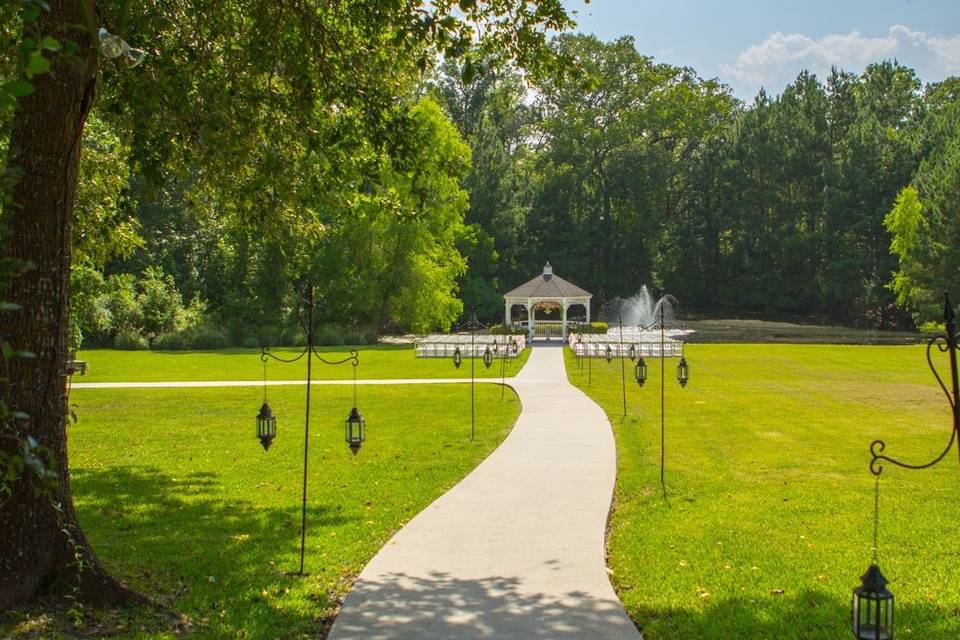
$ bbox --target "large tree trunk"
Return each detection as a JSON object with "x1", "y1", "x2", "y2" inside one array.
[{"x1": 0, "y1": 0, "x2": 140, "y2": 610}]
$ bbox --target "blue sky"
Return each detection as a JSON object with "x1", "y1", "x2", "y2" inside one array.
[{"x1": 561, "y1": 0, "x2": 960, "y2": 99}]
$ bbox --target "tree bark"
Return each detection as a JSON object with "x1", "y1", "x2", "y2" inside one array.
[{"x1": 0, "y1": 0, "x2": 140, "y2": 609}]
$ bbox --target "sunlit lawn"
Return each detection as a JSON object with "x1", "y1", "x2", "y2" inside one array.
[
  {"x1": 9, "y1": 383, "x2": 520, "y2": 639},
  {"x1": 76, "y1": 344, "x2": 530, "y2": 382},
  {"x1": 565, "y1": 344, "x2": 960, "y2": 639}
]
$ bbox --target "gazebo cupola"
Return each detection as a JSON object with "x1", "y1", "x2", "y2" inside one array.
[{"x1": 503, "y1": 262, "x2": 592, "y2": 339}]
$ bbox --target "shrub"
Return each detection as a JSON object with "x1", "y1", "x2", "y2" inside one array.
[
  {"x1": 315, "y1": 326, "x2": 345, "y2": 346},
  {"x1": 138, "y1": 267, "x2": 186, "y2": 338},
  {"x1": 105, "y1": 273, "x2": 143, "y2": 336},
  {"x1": 114, "y1": 331, "x2": 149, "y2": 350},
  {"x1": 152, "y1": 332, "x2": 188, "y2": 350},
  {"x1": 341, "y1": 330, "x2": 368, "y2": 346},
  {"x1": 919, "y1": 321, "x2": 944, "y2": 335},
  {"x1": 240, "y1": 336, "x2": 261, "y2": 349},
  {"x1": 257, "y1": 325, "x2": 282, "y2": 348},
  {"x1": 571, "y1": 321, "x2": 608, "y2": 335},
  {"x1": 191, "y1": 328, "x2": 228, "y2": 350},
  {"x1": 280, "y1": 329, "x2": 306, "y2": 347}
]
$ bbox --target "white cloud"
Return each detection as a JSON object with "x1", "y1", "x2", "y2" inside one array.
[{"x1": 723, "y1": 25, "x2": 960, "y2": 99}]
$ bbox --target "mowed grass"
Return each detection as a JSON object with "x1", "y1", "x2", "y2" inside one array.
[
  {"x1": 565, "y1": 344, "x2": 960, "y2": 639},
  {"x1": 76, "y1": 344, "x2": 530, "y2": 382},
  {"x1": 38, "y1": 383, "x2": 519, "y2": 639}
]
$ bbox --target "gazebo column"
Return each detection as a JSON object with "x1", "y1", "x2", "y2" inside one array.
[
  {"x1": 505, "y1": 299, "x2": 511, "y2": 328},
  {"x1": 528, "y1": 303, "x2": 535, "y2": 340},
  {"x1": 561, "y1": 299, "x2": 568, "y2": 338},
  {"x1": 586, "y1": 300, "x2": 591, "y2": 324}
]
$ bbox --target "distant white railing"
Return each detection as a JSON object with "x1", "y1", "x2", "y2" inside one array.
[
  {"x1": 568, "y1": 333, "x2": 684, "y2": 358},
  {"x1": 415, "y1": 334, "x2": 526, "y2": 358}
]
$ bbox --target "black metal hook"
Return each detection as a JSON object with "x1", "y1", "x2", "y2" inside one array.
[{"x1": 868, "y1": 292, "x2": 960, "y2": 475}]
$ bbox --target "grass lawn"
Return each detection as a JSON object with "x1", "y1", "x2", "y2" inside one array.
[
  {"x1": 565, "y1": 344, "x2": 960, "y2": 639},
  {"x1": 76, "y1": 344, "x2": 530, "y2": 383},
  {"x1": 3, "y1": 383, "x2": 520, "y2": 639}
]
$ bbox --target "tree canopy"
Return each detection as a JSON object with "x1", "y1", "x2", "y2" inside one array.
[{"x1": 0, "y1": 0, "x2": 573, "y2": 610}]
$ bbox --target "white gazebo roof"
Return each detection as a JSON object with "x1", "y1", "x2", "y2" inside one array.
[{"x1": 504, "y1": 263, "x2": 592, "y2": 301}]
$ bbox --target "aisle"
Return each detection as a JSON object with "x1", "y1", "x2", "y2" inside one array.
[{"x1": 328, "y1": 344, "x2": 640, "y2": 639}]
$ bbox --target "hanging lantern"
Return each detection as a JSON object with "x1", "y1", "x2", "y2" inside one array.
[
  {"x1": 483, "y1": 346, "x2": 494, "y2": 369},
  {"x1": 345, "y1": 406, "x2": 366, "y2": 455},
  {"x1": 493, "y1": 339, "x2": 499, "y2": 354},
  {"x1": 605, "y1": 345, "x2": 613, "y2": 363},
  {"x1": 453, "y1": 346, "x2": 462, "y2": 369},
  {"x1": 635, "y1": 357, "x2": 647, "y2": 387},
  {"x1": 510, "y1": 340, "x2": 518, "y2": 355},
  {"x1": 852, "y1": 564, "x2": 894, "y2": 640},
  {"x1": 676, "y1": 356, "x2": 689, "y2": 387},
  {"x1": 628, "y1": 344, "x2": 637, "y2": 361},
  {"x1": 256, "y1": 402, "x2": 277, "y2": 452}
]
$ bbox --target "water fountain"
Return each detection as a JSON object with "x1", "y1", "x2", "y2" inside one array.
[
  {"x1": 606, "y1": 285, "x2": 678, "y2": 329},
  {"x1": 568, "y1": 286, "x2": 694, "y2": 357}
]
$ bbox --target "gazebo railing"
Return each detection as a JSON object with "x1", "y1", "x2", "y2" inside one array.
[{"x1": 531, "y1": 321, "x2": 564, "y2": 339}]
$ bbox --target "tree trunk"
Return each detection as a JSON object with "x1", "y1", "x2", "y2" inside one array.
[{"x1": 0, "y1": 0, "x2": 140, "y2": 609}]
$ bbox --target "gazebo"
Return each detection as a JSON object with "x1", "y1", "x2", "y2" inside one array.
[{"x1": 504, "y1": 263, "x2": 592, "y2": 340}]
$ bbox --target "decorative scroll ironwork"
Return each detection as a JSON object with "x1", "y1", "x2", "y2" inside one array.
[{"x1": 869, "y1": 292, "x2": 960, "y2": 477}]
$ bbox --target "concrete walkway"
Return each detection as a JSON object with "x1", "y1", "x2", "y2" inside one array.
[{"x1": 328, "y1": 344, "x2": 640, "y2": 639}]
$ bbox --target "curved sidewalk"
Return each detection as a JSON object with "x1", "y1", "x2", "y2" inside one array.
[{"x1": 328, "y1": 344, "x2": 640, "y2": 639}]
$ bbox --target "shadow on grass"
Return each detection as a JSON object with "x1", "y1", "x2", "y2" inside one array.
[
  {"x1": 331, "y1": 571, "x2": 640, "y2": 639},
  {"x1": 69, "y1": 465, "x2": 360, "y2": 638},
  {"x1": 629, "y1": 588, "x2": 958, "y2": 639}
]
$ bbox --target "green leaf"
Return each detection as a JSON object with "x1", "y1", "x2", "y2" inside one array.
[
  {"x1": 25, "y1": 53, "x2": 51, "y2": 78},
  {"x1": 41, "y1": 36, "x2": 61, "y2": 52},
  {"x1": 3, "y1": 79, "x2": 34, "y2": 98},
  {"x1": 22, "y1": 6, "x2": 41, "y2": 22}
]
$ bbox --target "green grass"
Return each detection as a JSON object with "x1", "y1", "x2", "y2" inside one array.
[
  {"x1": 7, "y1": 383, "x2": 520, "y2": 639},
  {"x1": 76, "y1": 345, "x2": 530, "y2": 383},
  {"x1": 565, "y1": 344, "x2": 960, "y2": 639}
]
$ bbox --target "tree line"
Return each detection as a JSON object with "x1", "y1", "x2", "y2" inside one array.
[
  {"x1": 59, "y1": 33, "x2": 959, "y2": 353},
  {"x1": 446, "y1": 35, "x2": 959, "y2": 331}
]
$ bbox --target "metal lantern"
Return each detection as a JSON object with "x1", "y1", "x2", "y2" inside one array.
[
  {"x1": 852, "y1": 564, "x2": 894, "y2": 640},
  {"x1": 345, "y1": 406, "x2": 366, "y2": 455},
  {"x1": 256, "y1": 402, "x2": 277, "y2": 452},
  {"x1": 453, "y1": 346, "x2": 462, "y2": 369},
  {"x1": 634, "y1": 357, "x2": 647, "y2": 387},
  {"x1": 605, "y1": 345, "x2": 613, "y2": 363},
  {"x1": 676, "y1": 356, "x2": 689, "y2": 387},
  {"x1": 510, "y1": 340, "x2": 518, "y2": 355},
  {"x1": 628, "y1": 344, "x2": 637, "y2": 361},
  {"x1": 493, "y1": 339, "x2": 499, "y2": 354},
  {"x1": 483, "y1": 346, "x2": 493, "y2": 369}
]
